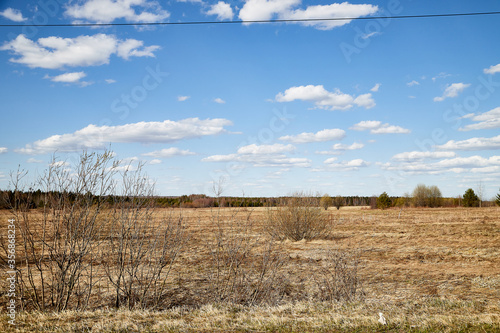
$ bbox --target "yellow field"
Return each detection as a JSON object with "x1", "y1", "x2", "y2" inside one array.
[{"x1": 1, "y1": 206, "x2": 499, "y2": 332}]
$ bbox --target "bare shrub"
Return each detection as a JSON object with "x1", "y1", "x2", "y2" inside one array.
[
  {"x1": 313, "y1": 249, "x2": 363, "y2": 302},
  {"x1": 102, "y1": 164, "x2": 184, "y2": 310},
  {"x1": 267, "y1": 193, "x2": 332, "y2": 241},
  {"x1": 204, "y1": 209, "x2": 289, "y2": 306},
  {"x1": 1, "y1": 151, "x2": 185, "y2": 311},
  {"x1": 2, "y1": 151, "x2": 118, "y2": 311}
]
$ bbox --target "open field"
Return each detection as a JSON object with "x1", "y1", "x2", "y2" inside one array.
[{"x1": 1, "y1": 206, "x2": 499, "y2": 332}]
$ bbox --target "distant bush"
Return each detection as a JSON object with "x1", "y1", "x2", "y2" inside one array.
[
  {"x1": 267, "y1": 193, "x2": 332, "y2": 241},
  {"x1": 333, "y1": 195, "x2": 344, "y2": 210},
  {"x1": 320, "y1": 194, "x2": 332, "y2": 210},
  {"x1": 463, "y1": 188, "x2": 480, "y2": 207},
  {"x1": 412, "y1": 184, "x2": 443, "y2": 207}
]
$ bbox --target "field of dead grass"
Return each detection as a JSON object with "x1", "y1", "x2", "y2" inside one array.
[{"x1": 1, "y1": 206, "x2": 499, "y2": 332}]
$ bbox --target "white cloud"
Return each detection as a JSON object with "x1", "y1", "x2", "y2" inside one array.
[
  {"x1": 432, "y1": 72, "x2": 451, "y2": 82},
  {"x1": 316, "y1": 142, "x2": 364, "y2": 155},
  {"x1": 459, "y1": 107, "x2": 500, "y2": 131},
  {"x1": 214, "y1": 97, "x2": 226, "y2": 104},
  {"x1": 0, "y1": 34, "x2": 160, "y2": 69},
  {"x1": 407, "y1": 80, "x2": 419, "y2": 87},
  {"x1": 149, "y1": 159, "x2": 162, "y2": 165},
  {"x1": 350, "y1": 120, "x2": 410, "y2": 134},
  {"x1": 48, "y1": 71, "x2": 87, "y2": 83},
  {"x1": 178, "y1": 95, "x2": 190, "y2": 102},
  {"x1": 322, "y1": 158, "x2": 370, "y2": 171},
  {"x1": 203, "y1": 143, "x2": 310, "y2": 167},
  {"x1": 65, "y1": 0, "x2": 170, "y2": 23},
  {"x1": 484, "y1": 63, "x2": 500, "y2": 75},
  {"x1": 380, "y1": 155, "x2": 500, "y2": 175},
  {"x1": 239, "y1": 0, "x2": 300, "y2": 22},
  {"x1": 238, "y1": 1, "x2": 377, "y2": 30},
  {"x1": 392, "y1": 151, "x2": 456, "y2": 161},
  {"x1": 206, "y1": 1, "x2": 234, "y2": 20},
  {"x1": 17, "y1": 118, "x2": 233, "y2": 154},
  {"x1": 433, "y1": 82, "x2": 470, "y2": 102},
  {"x1": 279, "y1": 3, "x2": 378, "y2": 30},
  {"x1": 0, "y1": 147, "x2": 7, "y2": 154},
  {"x1": 143, "y1": 147, "x2": 196, "y2": 158},
  {"x1": 105, "y1": 79, "x2": 116, "y2": 84},
  {"x1": 27, "y1": 158, "x2": 43, "y2": 163},
  {"x1": 362, "y1": 31, "x2": 379, "y2": 39},
  {"x1": 435, "y1": 135, "x2": 500, "y2": 151},
  {"x1": 0, "y1": 8, "x2": 26, "y2": 22},
  {"x1": 370, "y1": 83, "x2": 381, "y2": 92},
  {"x1": 275, "y1": 85, "x2": 375, "y2": 110},
  {"x1": 237, "y1": 143, "x2": 295, "y2": 154},
  {"x1": 279, "y1": 129, "x2": 345, "y2": 143}
]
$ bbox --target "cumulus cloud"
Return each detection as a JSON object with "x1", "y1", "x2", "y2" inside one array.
[
  {"x1": 0, "y1": 147, "x2": 7, "y2": 154},
  {"x1": 275, "y1": 85, "x2": 375, "y2": 110},
  {"x1": 381, "y1": 155, "x2": 500, "y2": 175},
  {"x1": 202, "y1": 143, "x2": 310, "y2": 167},
  {"x1": 407, "y1": 80, "x2": 419, "y2": 87},
  {"x1": 350, "y1": 120, "x2": 410, "y2": 134},
  {"x1": 214, "y1": 97, "x2": 226, "y2": 104},
  {"x1": 435, "y1": 135, "x2": 500, "y2": 151},
  {"x1": 65, "y1": 0, "x2": 170, "y2": 23},
  {"x1": 143, "y1": 147, "x2": 196, "y2": 158},
  {"x1": 484, "y1": 63, "x2": 500, "y2": 75},
  {"x1": 105, "y1": 79, "x2": 116, "y2": 84},
  {"x1": 433, "y1": 82, "x2": 470, "y2": 102},
  {"x1": 321, "y1": 158, "x2": 370, "y2": 171},
  {"x1": 0, "y1": 34, "x2": 160, "y2": 69},
  {"x1": 459, "y1": 107, "x2": 500, "y2": 131},
  {"x1": 178, "y1": 95, "x2": 190, "y2": 101},
  {"x1": 17, "y1": 118, "x2": 233, "y2": 154},
  {"x1": 239, "y1": 0, "x2": 378, "y2": 30},
  {"x1": 316, "y1": 142, "x2": 364, "y2": 155},
  {"x1": 392, "y1": 151, "x2": 456, "y2": 161},
  {"x1": 206, "y1": 1, "x2": 234, "y2": 20},
  {"x1": 0, "y1": 8, "x2": 26, "y2": 22},
  {"x1": 279, "y1": 129, "x2": 345, "y2": 143},
  {"x1": 149, "y1": 159, "x2": 162, "y2": 165}
]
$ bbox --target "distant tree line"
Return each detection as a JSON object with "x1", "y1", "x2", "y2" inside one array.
[{"x1": 2, "y1": 186, "x2": 498, "y2": 211}]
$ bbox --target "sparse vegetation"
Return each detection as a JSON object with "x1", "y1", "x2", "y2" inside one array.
[
  {"x1": 463, "y1": 188, "x2": 480, "y2": 207},
  {"x1": 495, "y1": 189, "x2": 500, "y2": 206},
  {"x1": 1, "y1": 153, "x2": 499, "y2": 331}
]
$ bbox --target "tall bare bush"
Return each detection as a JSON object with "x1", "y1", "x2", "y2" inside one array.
[
  {"x1": 102, "y1": 164, "x2": 184, "y2": 309},
  {"x1": 2, "y1": 151, "x2": 117, "y2": 311}
]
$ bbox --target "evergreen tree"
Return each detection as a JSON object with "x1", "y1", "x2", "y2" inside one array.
[
  {"x1": 463, "y1": 188, "x2": 479, "y2": 207},
  {"x1": 376, "y1": 192, "x2": 392, "y2": 210}
]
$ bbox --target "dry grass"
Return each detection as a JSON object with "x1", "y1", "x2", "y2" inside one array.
[{"x1": 1, "y1": 206, "x2": 499, "y2": 332}]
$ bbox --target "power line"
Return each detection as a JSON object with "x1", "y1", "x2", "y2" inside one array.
[{"x1": 1, "y1": 11, "x2": 500, "y2": 28}]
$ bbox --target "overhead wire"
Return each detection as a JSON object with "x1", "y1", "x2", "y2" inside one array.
[{"x1": 0, "y1": 11, "x2": 499, "y2": 28}]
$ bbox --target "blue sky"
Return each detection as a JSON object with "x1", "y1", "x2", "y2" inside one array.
[{"x1": 1, "y1": 0, "x2": 500, "y2": 198}]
